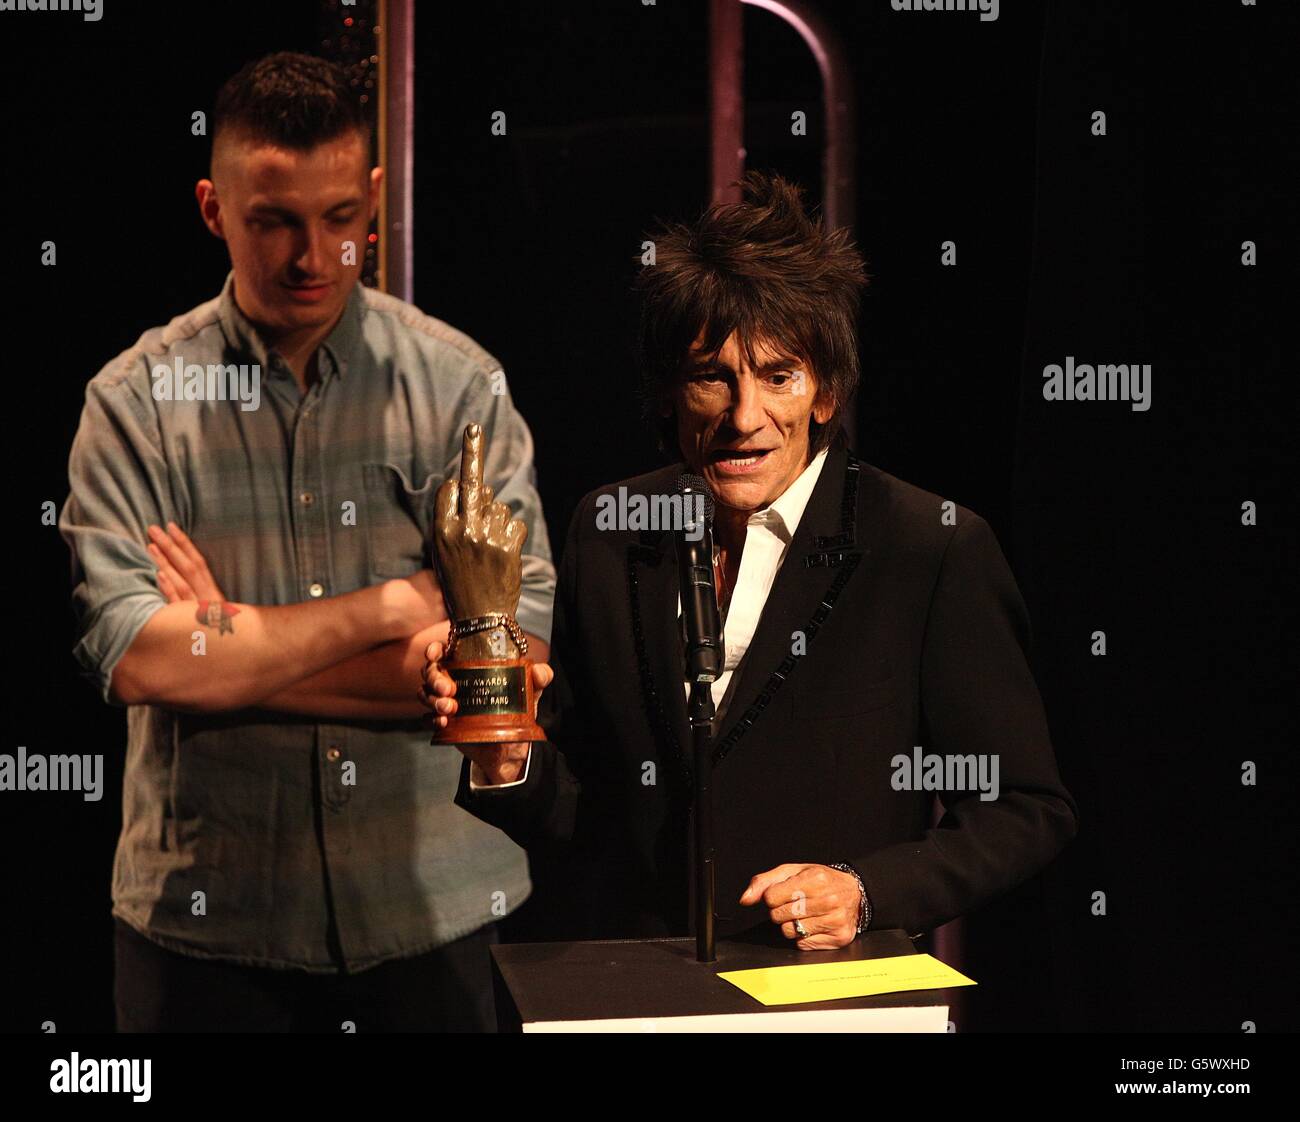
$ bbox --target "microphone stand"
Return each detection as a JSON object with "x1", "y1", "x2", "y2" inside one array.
[
  {"x1": 689, "y1": 680, "x2": 717, "y2": 963},
  {"x1": 677, "y1": 473, "x2": 721, "y2": 965}
]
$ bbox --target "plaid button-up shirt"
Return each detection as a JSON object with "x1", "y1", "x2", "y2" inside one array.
[{"x1": 58, "y1": 273, "x2": 555, "y2": 972}]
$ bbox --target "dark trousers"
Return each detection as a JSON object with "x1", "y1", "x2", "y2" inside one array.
[{"x1": 114, "y1": 918, "x2": 499, "y2": 1032}]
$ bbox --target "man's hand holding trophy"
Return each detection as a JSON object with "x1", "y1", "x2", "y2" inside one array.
[{"x1": 420, "y1": 423, "x2": 553, "y2": 784}]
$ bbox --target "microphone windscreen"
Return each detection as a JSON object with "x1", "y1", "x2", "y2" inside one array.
[{"x1": 675, "y1": 473, "x2": 716, "y2": 526}]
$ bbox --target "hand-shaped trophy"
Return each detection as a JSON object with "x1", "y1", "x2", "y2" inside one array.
[{"x1": 429, "y1": 423, "x2": 546, "y2": 744}]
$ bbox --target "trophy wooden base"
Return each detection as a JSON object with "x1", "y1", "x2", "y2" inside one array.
[{"x1": 429, "y1": 657, "x2": 546, "y2": 745}]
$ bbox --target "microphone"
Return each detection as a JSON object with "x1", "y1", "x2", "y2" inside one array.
[
  {"x1": 675, "y1": 473, "x2": 724, "y2": 687},
  {"x1": 676, "y1": 473, "x2": 721, "y2": 963}
]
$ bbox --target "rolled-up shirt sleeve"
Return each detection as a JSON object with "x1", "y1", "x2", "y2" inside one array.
[
  {"x1": 442, "y1": 372, "x2": 556, "y2": 644},
  {"x1": 58, "y1": 368, "x2": 176, "y2": 706}
]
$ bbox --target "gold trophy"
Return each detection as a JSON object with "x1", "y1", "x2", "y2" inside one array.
[{"x1": 428, "y1": 423, "x2": 545, "y2": 744}]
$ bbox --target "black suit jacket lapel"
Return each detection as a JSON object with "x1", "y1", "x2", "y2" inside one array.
[
  {"x1": 627, "y1": 524, "x2": 691, "y2": 788},
  {"x1": 713, "y1": 435, "x2": 864, "y2": 763}
]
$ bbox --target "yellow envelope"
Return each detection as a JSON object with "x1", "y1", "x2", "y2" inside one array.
[{"x1": 717, "y1": 952, "x2": 976, "y2": 1007}]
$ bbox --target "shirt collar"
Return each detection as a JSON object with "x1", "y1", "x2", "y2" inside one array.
[
  {"x1": 747, "y1": 446, "x2": 830, "y2": 543},
  {"x1": 216, "y1": 271, "x2": 364, "y2": 381}
]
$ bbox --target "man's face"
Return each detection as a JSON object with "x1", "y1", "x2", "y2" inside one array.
[
  {"x1": 198, "y1": 130, "x2": 380, "y2": 337},
  {"x1": 672, "y1": 331, "x2": 834, "y2": 514}
]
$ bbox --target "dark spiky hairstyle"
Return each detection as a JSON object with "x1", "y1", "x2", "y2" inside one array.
[
  {"x1": 635, "y1": 171, "x2": 868, "y2": 459},
  {"x1": 212, "y1": 51, "x2": 369, "y2": 157}
]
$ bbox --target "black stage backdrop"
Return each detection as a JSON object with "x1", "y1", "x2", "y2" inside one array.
[{"x1": 4, "y1": 0, "x2": 1294, "y2": 1034}]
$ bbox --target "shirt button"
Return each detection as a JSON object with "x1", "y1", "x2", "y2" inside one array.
[
  {"x1": 326, "y1": 746, "x2": 341, "y2": 762},
  {"x1": 308, "y1": 582, "x2": 324, "y2": 598},
  {"x1": 300, "y1": 491, "x2": 315, "y2": 505}
]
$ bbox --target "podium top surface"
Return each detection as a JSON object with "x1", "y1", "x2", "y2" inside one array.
[{"x1": 491, "y1": 929, "x2": 953, "y2": 1023}]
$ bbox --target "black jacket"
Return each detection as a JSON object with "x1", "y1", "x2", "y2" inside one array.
[{"x1": 457, "y1": 432, "x2": 1078, "y2": 941}]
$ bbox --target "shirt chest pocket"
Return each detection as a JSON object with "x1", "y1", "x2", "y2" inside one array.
[{"x1": 360, "y1": 462, "x2": 441, "y2": 578}]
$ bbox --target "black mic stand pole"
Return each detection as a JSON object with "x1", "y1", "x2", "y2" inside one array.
[{"x1": 689, "y1": 681, "x2": 717, "y2": 963}]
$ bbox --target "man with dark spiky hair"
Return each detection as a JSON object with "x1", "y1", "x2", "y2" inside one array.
[
  {"x1": 59, "y1": 52, "x2": 555, "y2": 1031},
  {"x1": 423, "y1": 172, "x2": 1078, "y2": 951}
]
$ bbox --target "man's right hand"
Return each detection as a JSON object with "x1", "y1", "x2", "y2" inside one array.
[
  {"x1": 381, "y1": 568, "x2": 449, "y2": 638},
  {"x1": 418, "y1": 638, "x2": 553, "y2": 785}
]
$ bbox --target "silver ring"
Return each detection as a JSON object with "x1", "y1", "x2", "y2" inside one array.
[{"x1": 793, "y1": 919, "x2": 808, "y2": 938}]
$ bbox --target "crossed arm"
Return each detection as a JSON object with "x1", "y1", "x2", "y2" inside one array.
[{"x1": 115, "y1": 521, "x2": 547, "y2": 719}]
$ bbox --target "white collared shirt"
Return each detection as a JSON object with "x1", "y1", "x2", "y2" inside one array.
[
  {"x1": 471, "y1": 448, "x2": 830, "y2": 789},
  {"x1": 682, "y1": 447, "x2": 829, "y2": 721}
]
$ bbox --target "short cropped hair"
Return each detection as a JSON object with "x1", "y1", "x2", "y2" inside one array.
[
  {"x1": 212, "y1": 51, "x2": 369, "y2": 156},
  {"x1": 635, "y1": 171, "x2": 868, "y2": 458}
]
